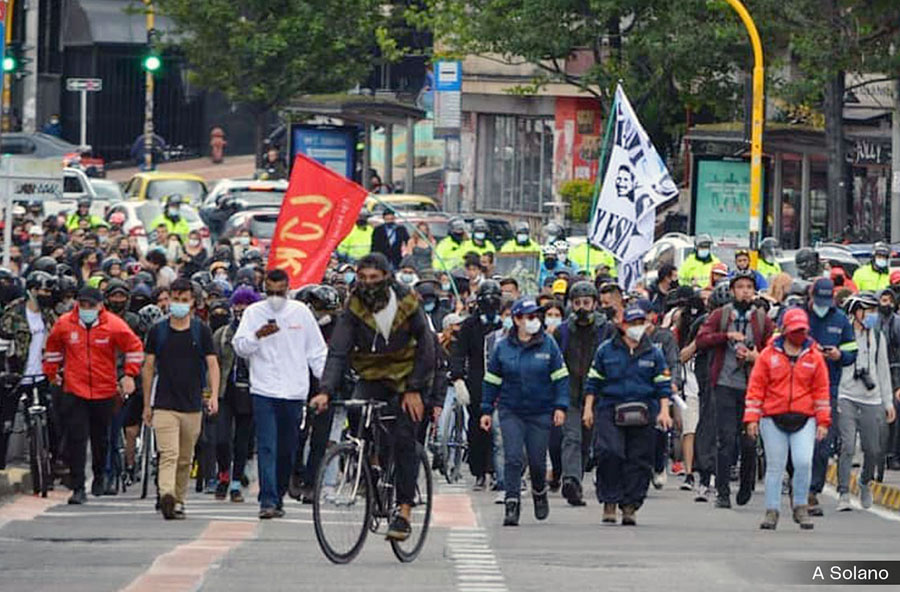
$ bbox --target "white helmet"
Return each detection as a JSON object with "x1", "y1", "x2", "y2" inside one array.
[
  {"x1": 542, "y1": 244, "x2": 558, "y2": 258},
  {"x1": 553, "y1": 239, "x2": 569, "y2": 254}
]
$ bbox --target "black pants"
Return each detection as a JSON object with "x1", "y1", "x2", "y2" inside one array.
[
  {"x1": 593, "y1": 405, "x2": 655, "y2": 508},
  {"x1": 0, "y1": 381, "x2": 60, "y2": 469},
  {"x1": 358, "y1": 381, "x2": 420, "y2": 505},
  {"x1": 293, "y1": 405, "x2": 334, "y2": 486},
  {"x1": 216, "y1": 396, "x2": 253, "y2": 483},
  {"x1": 467, "y1": 393, "x2": 492, "y2": 479},
  {"x1": 713, "y1": 385, "x2": 756, "y2": 497},
  {"x1": 549, "y1": 424, "x2": 563, "y2": 481},
  {"x1": 61, "y1": 393, "x2": 115, "y2": 492},
  {"x1": 694, "y1": 379, "x2": 717, "y2": 484}
]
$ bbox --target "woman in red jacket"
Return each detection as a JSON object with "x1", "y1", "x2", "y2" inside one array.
[{"x1": 744, "y1": 308, "x2": 831, "y2": 531}]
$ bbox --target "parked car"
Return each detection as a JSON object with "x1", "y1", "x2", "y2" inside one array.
[
  {"x1": 123, "y1": 172, "x2": 208, "y2": 204},
  {"x1": 220, "y1": 208, "x2": 281, "y2": 254},
  {"x1": 199, "y1": 179, "x2": 287, "y2": 237},
  {"x1": 89, "y1": 179, "x2": 126, "y2": 203},
  {"x1": 462, "y1": 216, "x2": 513, "y2": 250},
  {"x1": 40, "y1": 168, "x2": 107, "y2": 220},
  {"x1": 364, "y1": 194, "x2": 440, "y2": 213},
  {"x1": 0, "y1": 132, "x2": 105, "y2": 176},
  {"x1": 105, "y1": 200, "x2": 210, "y2": 254}
]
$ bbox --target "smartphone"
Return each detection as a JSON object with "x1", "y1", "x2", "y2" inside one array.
[{"x1": 268, "y1": 318, "x2": 277, "y2": 325}]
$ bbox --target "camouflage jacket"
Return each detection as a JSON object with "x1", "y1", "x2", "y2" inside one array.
[{"x1": 0, "y1": 297, "x2": 58, "y2": 374}]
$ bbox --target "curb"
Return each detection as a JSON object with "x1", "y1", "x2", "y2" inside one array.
[
  {"x1": 0, "y1": 467, "x2": 32, "y2": 499},
  {"x1": 826, "y1": 463, "x2": 900, "y2": 511}
]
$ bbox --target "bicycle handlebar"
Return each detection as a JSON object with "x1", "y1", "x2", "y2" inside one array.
[{"x1": 330, "y1": 399, "x2": 389, "y2": 409}]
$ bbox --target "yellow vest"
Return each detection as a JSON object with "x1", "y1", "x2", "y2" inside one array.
[
  {"x1": 852, "y1": 264, "x2": 890, "y2": 292},
  {"x1": 755, "y1": 258, "x2": 782, "y2": 280},
  {"x1": 569, "y1": 243, "x2": 618, "y2": 277},
  {"x1": 679, "y1": 254, "x2": 720, "y2": 287},
  {"x1": 337, "y1": 224, "x2": 374, "y2": 261},
  {"x1": 499, "y1": 239, "x2": 541, "y2": 255},
  {"x1": 149, "y1": 215, "x2": 191, "y2": 240},
  {"x1": 433, "y1": 236, "x2": 470, "y2": 271}
]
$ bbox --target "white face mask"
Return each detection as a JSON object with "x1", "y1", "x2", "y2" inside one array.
[
  {"x1": 188, "y1": 239, "x2": 200, "y2": 248},
  {"x1": 545, "y1": 316, "x2": 562, "y2": 329},
  {"x1": 697, "y1": 248, "x2": 710, "y2": 260},
  {"x1": 626, "y1": 325, "x2": 647, "y2": 342},
  {"x1": 267, "y1": 295, "x2": 286, "y2": 312},
  {"x1": 516, "y1": 232, "x2": 529, "y2": 244},
  {"x1": 237, "y1": 236, "x2": 250, "y2": 246},
  {"x1": 524, "y1": 318, "x2": 542, "y2": 335},
  {"x1": 474, "y1": 232, "x2": 486, "y2": 241}
]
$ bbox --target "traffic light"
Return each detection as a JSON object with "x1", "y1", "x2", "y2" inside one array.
[
  {"x1": 2, "y1": 55, "x2": 15, "y2": 73},
  {"x1": 142, "y1": 53, "x2": 161, "y2": 73},
  {"x1": 2, "y1": 44, "x2": 31, "y2": 78}
]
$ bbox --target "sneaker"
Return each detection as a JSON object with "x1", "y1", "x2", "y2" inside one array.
[
  {"x1": 680, "y1": 474, "x2": 695, "y2": 492},
  {"x1": 386, "y1": 515, "x2": 412, "y2": 541},
  {"x1": 472, "y1": 476, "x2": 486, "y2": 492},
  {"x1": 160, "y1": 494, "x2": 176, "y2": 520},
  {"x1": 759, "y1": 509, "x2": 779, "y2": 530},
  {"x1": 715, "y1": 495, "x2": 731, "y2": 509},
  {"x1": 205, "y1": 478, "x2": 218, "y2": 494},
  {"x1": 215, "y1": 481, "x2": 229, "y2": 500},
  {"x1": 652, "y1": 471, "x2": 666, "y2": 490},
  {"x1": 67, "y1": 489, "x2": 87, "y2": 505},
  {"x1": 562, "y1": 478, "x2": 586, "y2": 506},
  {"x1": 259, "y1": 507, "x2": 277, "y2": 519},
  {"x1": 173, "y1": 503, "x2": 186, "y2": 520},
  {"x1": 807, "y1": 493, "x2": 823, "y2": 517},
  {"x1": 103, "y1": 475, "x2": 119, "y2": 496},
  {"x1": 836, "y1": 493, "x2": 852, "y2": 512},
  {"x1": 620, "y1": 504, "x2": 637, "y2": 526},
  {"x1": 273, "y1": 506, "x2": 285, "y2": 519},
  {"x1": 694, "y1": 486, "x2": 712, "y2": 503},
  {"x1": 671, "y1": 461, "x2": 685, "y2": 476},
  {"x1": 602, "y1": 503, "x2": 617, "y2": 524},
  {"x1": 860, "y1": 482, "x2": 873, "y2": 509},
  {"x1": 533, "y1": 487, "x2": 549, "y2": 521},
  {"x1": 90, "y1": 478, "x2": 104, "y2": 497},
  {"x1": 230, "y1": 488, "x2": 245, "y2": 503},
  {"x1": 793, "y1": 505, "x2": 814, "y2": 530},
  {"x1": 736, "y1": 485, "x2": 752, "y2": 506},
  {"x1": 503, "y1": 498, "x2": 520, "y2": 526},
  {"x1": 494, "y1": 492, "x2": 506, "y2": 505},
  {"x1": 288, "y1": 472, "x2": 304, "y2": 500}
]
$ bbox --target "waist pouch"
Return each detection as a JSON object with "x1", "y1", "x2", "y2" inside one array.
[
  {"x1": 614, "y1": 401, "x2": 650, "y2": 427},
  {"x1": 771, "y1": 412, "x2": 809, "y2": 433}
]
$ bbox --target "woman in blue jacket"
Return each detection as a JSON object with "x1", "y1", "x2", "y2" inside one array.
[{"x1": 480, "y1": 298, "x2": 569, "y2": 526}]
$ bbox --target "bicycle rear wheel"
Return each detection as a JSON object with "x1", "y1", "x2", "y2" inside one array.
[
  {"x1": 446, "y1": 406, "x2": 466, "y2": 484},
  {"x1": 390, "y1": 444, "x2": 433, "y2": 563},
  {"x1": 140, "y1": 424, "x2": 154, "y2": 500},
  {"x1": 29, "y1": 418, "x2": 50, "y2": 498},
  {"x1": 313, "y1": 442, "x2": 372, "y2": 564}
]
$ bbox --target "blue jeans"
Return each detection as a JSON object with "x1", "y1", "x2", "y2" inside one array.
[
  {"x1": 498, "y1": 408, "x2": 551, "y2": 501},
  {"x1": 491, "y1": 408, "x2": 504, "y2": 489},
  {"x1": 760, "y1": 416, "x2": 816, "y2": 510},
  {"x1": 252, "y1": 394, "x2": 302, "y2": 509}
]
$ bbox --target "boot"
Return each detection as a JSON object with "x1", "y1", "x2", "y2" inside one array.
[
  {"x1": 533, "y1": 487, "x2": 549, "y2": 521},
  {"x1": 793, "y1": 505, "x2": 814, "y2": 530},
  {"x1": 620, "y1": 504, "x2": 637, "y2": 526},
  {"x1": 503, "y1": 498, "x2": 520, "y2": 526},
  {"x1": 807, "y1": 493, "x2": 823, "y2": 517},
  {"x1": 561, "y1": 477, "x2": 586, "y2": 506},
  {"x1": 602, "y1": 503, "x2": 617, "y2": 524},
  {"x1": 759, "y1": 509, "x2": 778, "y2": 530}
]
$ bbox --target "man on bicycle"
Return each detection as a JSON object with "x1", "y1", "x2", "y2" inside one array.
[
  {"x1": 311, "y1": 252, "x2": 436, "y2": 541},
  {"x1": 43, "y1": 286, "x2": 144, "y2": 504}
]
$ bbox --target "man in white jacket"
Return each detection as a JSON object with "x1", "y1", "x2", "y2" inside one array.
[{"x1": 233, "y1": 268, "x2": 328, "y2": 519}]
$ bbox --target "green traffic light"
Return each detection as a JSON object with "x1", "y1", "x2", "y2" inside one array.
[
  {"x1": 2, "y1": 56, "x2": 16, "y2": 73},
  {"x1": 143, "y1": 54, "x2": 161, "y2": 72}
]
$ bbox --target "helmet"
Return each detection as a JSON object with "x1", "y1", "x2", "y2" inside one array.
[
  {"x1": 735, "y1": 248, "x2": 750, "y2": 259},
  {"x1": 101, "y1": 257, "x2": 122, "y2": 275},
  {"x1": 473, "y1": 219, "x2": 489, "y2": 233},
  {"x1": 795, "y1": 248, "x2": 820, "y2": 279},
  {"x1": 191, "y1": 270, "x2": 212, "y2": 288},
  {"x1": 31, "y1": 256, "x2": 58, "y2": 275},
  {"x1": 235, "y1": 266, "x2": 257, "y2": 287},
  {"x1": 448, "y1": 217, "x2": 465, "y2": 234},
  {"x1": 165, "y1": 193, "x2": 184, "y2": 206},
  {"x1": 759, "y1": 237, "x2": 779, "y2": 261},
  {"x1": 357, "y1": 209, "x2": 371, "y2": 223},
  {"x1": 239, "y1": 249, "x2": 264, "y2": 267},
  {"x1": 709, "y1": 280, "x2": 733, "y2": 310},
  {"x1": 514, "y1": 220, "x2": 529, "y2": 234},
  {"x1": 553, "y1": 239, "x2": 569, "y2": 254},
  {"x1": 294, "y1": 284, "x2": 318, "y2": 303},
  {"x1": 25, "y1": 270, "x2": 57, "y2": 292},
  {"x1": 844, "y1": 292, "x2": 879, "y2": 316},
  {"x1": 544, "y1": 221, "x2": 563, "y2": 241},
  {"x1": 77, "y1": 196, "x2": 91, "y2": 208},
  {"x1": 0, "y1": 267, "x2": 15, "y2": 283},
  {"x1": 137, "y1": 304, "x2": 165, "y2": 333},
  {"x1": 874, "y1": 241, "x2": 891, "y2": 258},
  {"x1": 57, "y1": 275, "x2": 77, "y2": 296},
  {"x1": 694, "y1": 234, "x2": 713, "y2": 249},
  {"x1": 103, "y1": 278, "x2": 130, "y2": 298},
  {"x1": 208, "y1": 279, "x2": 233, "y2": 299},
  {"x1": 541, "y1": 244, "x2": 558, "y2": 258},
  {"x1": 307, "y1": 285, "x2": 342, "y2": 312},
  {"x1": 477, "y1": 279, "x2": 502, "y2": 299},
  {"x1": 569, "y1": 280, "x2": 598, "y2": 300},
  {"x1": 133, "y1": 271, "x2": 155, "y2": 287},
  {"x1": 729, "y1": 269, "x2": 756, "y2": 288},
  {"x1": 56, "y1": 263, "x2": 75, "y2": 279}
]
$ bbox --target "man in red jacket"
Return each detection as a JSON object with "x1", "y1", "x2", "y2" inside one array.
[
  {"x1": 696, "y1": 270, "x2": 775, "y2": 509},
  {"x1": 43, "y1": 287, "x2": 144, "y2": 504}
]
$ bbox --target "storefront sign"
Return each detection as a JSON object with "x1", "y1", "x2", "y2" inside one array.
[{"x1": 692, "y1": 158, "x2": 765, "y2": 241}]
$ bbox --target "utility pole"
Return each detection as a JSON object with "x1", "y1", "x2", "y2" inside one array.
[
  {"x1": 21, "y1": 0, "x2": 36, "y2": 132},
  {"x1": 143, "y1": 0, "x2": 155, "y2": 171},
  {"x1": 892, "y1": 78, "x2": 900, "y2": 242},
  {"x1": 1, "y1": 0, "x2": 11, "y2": 132}
]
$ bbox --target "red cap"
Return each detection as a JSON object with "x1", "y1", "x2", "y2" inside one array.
[
  {"x1": 782, "y1": 308, "x2": 810, "y2": 334},
  {"x1": 711, "y1": 262, "x2": 728, "y2": 276},
  {"x1": 891, "y1": 270, "x2": 900, "y2": 286}
]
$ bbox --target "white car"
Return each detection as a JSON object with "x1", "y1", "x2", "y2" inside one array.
[
  {"x1": 199, "y1": 178, "x2": 287, "y2": 237},
  {"x1": 105, "y1": 201, "x2": 210, "y2": 255},
  {"x1": 90, "y1": 179, "x2": 126, "y2": 203}
]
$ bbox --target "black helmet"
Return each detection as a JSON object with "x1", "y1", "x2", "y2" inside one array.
[
  {"x1": 239, "y1": 249, "x2": 264, "y2": 267},
  {"x1": 56, "y1": 263, "x2": 75, "y2": 279},
  {"x1": 844, "y1": 291, "x2": 879, "y2": 315},
  {"x1": 0, "y1": 267, "x2": 15, "y2": 283},
  {"x1": 101, "y1": 257, "x2": 122, "y2": 275},
  {"x1": 569, "y1": 280, "x2": 598, "y2": 300},
  {"x1": 477, "y1": 279, "x2": 502, "y2": 299},
  {"x1": 133, "y1": 271, "x2": 155, "y2": 288},
  {"x1": 191, "y1": 270, "x2": 212, "y2": 288},
  {"x1": 795, "y1": 248, "x2": 820, "y2": 279},
  {"x1": 31, "y1": 256, "x2": 58, "y2": 275},
  {"x1": 729, "y1": 269, "x2": 756, "y2": 289},
  {"x1": 306, "y1": 285, "x2": 341, "y2": 312},
  {"x1": 709, "y1": 280, "x2": 733, "y2": 310},
  {"x1": 235, "y1": 266, "x2": 257, "y2": 287},
  {"x1": 295, "y1": 284, "x2": 318, "y2": 303},
  {"x1": 104, "y1": 278, "x2": 130, "y2": 298},
  {"x1": 25, "y1": 270, "x2": 57, "y2": 292},
  {"x1": 57, "y1": 275, "x2": 77, "y2": 296}
]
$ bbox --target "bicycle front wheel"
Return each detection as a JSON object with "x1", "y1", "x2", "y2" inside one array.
[
  {"x1": 30, "y1": 418, "x2": 50, "y2": 498},
  {"x1": 313, "y1": 442, "x2": 372, "y2": 564},
  {"x1": 140, "y1": 424, "x2": 154, "y2": 500},
  {"x1": 390, "y1": 444, "x2": 433, "y2": 563}
]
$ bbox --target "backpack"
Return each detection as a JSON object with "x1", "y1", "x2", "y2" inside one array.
[
  {"x1": 717, "y1": 303, "x2": 767, "y2": 348},
  {"x1": 151, "y1": 318, "x2": 209, "y2": 384}
]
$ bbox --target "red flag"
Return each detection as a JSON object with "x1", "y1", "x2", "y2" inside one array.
[{"x1": 267, "y1": 153, "x2": 368, "y2": 288}]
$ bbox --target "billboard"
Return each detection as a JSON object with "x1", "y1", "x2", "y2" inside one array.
[
  {"x1": 692, "y1": 158, "x2": 766, "y2": 242},
  {"x1": 289, "y1": 124, "x2": 358, "y2": 180}
]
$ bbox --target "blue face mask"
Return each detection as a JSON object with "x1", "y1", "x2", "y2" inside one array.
[
  {"x1": 502, "y1": 316, "x2": 514, "y2": 330},
  {"x1": 424, "y1": 301, "x2": 436, "y2": 313},
  {"x1": 864, "y1": 312, "x2": 879, "y2": 330},
  {"x1": 170, "y1": 302, "x2": 191, "y2": 319},
  {"x1": 441, "y1": 281, "x2": 452, "y2": 292},
  {"x1": 79, "y1": 308, "x2": 98, "y2": 325},
  {"x1": 344, "y1": 271, "x2": 356, "y2": 285},
  {"x1": 813, "y1": 304, "x2": 830, "y2": 318}
]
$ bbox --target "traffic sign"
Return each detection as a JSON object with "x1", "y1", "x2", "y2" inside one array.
[{"x1": 66, "y1": 78, "x2": 103, "y2": 92}]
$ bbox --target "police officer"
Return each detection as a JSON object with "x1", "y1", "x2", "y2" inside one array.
[
  {"x1": 853, "y1": 242, "x2": 892, "y2": 292},
  {"x1": 65, "y1": 197, "x2": 105, "y2": 232},
  {"x1": 756, "y1": 237, "x2": 782, "y2": 280},
  {"x1": 433, "y1": 217, "x2": 470, "y2": 271},
  {"x1": 795, "y1": 248, "x2": 822, "y2": 281},
  {"x1": 679, "y1": 235, "x2": 719, "y2": 287},
  {"x1": 583, "y1": 305, "x2": 673, "y2": 526},
  {"x1": 468, "y1": 219, "x2": 496, "y2": 255},
  {"x1": 500, "y1": 221, "x2": 541, "y2": 254},
  {"x1": 150, "y1": 194, "x2": 191, "y2": 241},
  {"x1": 337, "y1": 210, "x2": 373, "y2": 262}
]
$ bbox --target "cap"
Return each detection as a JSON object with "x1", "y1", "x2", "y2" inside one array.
[
  {"x1": 633, "y1": 298, "x2": 653, "y2": 313},
  {"x1": 711, "y1": 262, "x2": 729, "y2": 277},
  {"x1": 442, "y1": 313, "x2": 464, "y2": 331},
  {"x1": 76, "y1": 286, "x2": 103, "y2": 304},
  {"x1": 28, "y1": 226, "x2": 43, "y2": 236},
  {"x1": 511, "y1": 298, "x2": 541, "y2": 316},
  {"x1": 812, "y1": 278, "x2": 834, "y2": 307},
  {"x1": 782, "y1": 307, "x2": 810, "y2": 334},
  {"x1": 623, "y1": 306, "x2": 647, "y2": 323},
  {"x1": 891, "y1": 270, "x2": 900, "y2": 285},
  {"x1": 552, "y1": 279, "x2": 568, "y2": 294}
]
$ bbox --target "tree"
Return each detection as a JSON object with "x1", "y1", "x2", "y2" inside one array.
[{"x1": 151, "y1": 0, "x2": 388, "y2": 158}]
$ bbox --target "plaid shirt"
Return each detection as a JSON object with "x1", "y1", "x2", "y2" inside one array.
[{"x1": 0, "y1": 297, "x2": 58, "y2": 374}]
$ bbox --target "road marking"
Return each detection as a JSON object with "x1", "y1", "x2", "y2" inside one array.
[
  {"x1": 822, "y1": 485, "x2": 900, "y2": 523},
  {"x1": 120, "y1": 520, "x2": 257, "y2": 592},
  {"x1": 447, "y1": 527, "x2": 507, "y2": 592},
  {"x1": 433, "y1": 493, "x2": 478, "y2": 528}
]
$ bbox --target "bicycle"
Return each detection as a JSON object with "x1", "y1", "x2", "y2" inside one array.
[
  {"x1": 139, "y1": 422, "x2": 157, "y2": 500},
  {"x1": 313, "y1": 399, "x2": 433, "y2": 565},
  {"x1": 439, "y1": 397, "x2": 469, "y2": 484},
  {"x1": 18, "y1": 375, "x2": 53, "y2": 498}
]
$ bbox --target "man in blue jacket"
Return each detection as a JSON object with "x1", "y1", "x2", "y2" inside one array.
[
  {"x1": 583, "y1": 305, "x2": 673, "y2": 526},
  {"x1": 806, "y1": 277, "x2": 857, "y2": 515},
  {"x1": 480, "y1": 298, "x2": 569, "y2": 527}
]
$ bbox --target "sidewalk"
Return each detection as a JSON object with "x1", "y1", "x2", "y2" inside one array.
[
  {"x1": 825, "y1": 462, "x2": 900, "y2": 510},
  {"x1": 106, "y1": 155, "x2": 257, "y2": 183},
  {"x1": 0, "y1": 466, "x2": 31, "y2": 499}
]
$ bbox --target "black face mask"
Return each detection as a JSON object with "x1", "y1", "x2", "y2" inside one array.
[
  {"x1": 880, "y1": 304, "x2": 894, "y2": 317},
  {"x1": 601, "y1": 306, "x2": 617, "y2": 322},
  {"x1": 545, "y1": 258, "x2": 557, "y2": 269},
  {"x1": 356, "y1": 279, "x2": 391, "y2": 311},
  {"x1": 36, "y1": 294, "x2": 55, "y2": 309},
  {"x1": 209, "y1": 313, "x2": 230, "y2": 332},
  {"x1": 106, "y1": 299, "x2": 128, "y2": 315},
  {"x1": 130, "y1": 296, "x2": 150, "y2": 313},
  {"x1": 451, "y1": 231, "x2": 464, "y2": 243},
  {"x1": 734, "y1": 299, "x2": 752, "y2": 313},
  {"x1": 575, "y1": 308, "x2": 593, "y2": 325}
]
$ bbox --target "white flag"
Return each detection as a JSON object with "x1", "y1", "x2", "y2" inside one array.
[{"x1": 588, "y1": 85, "x2": 678, "y2": 265}]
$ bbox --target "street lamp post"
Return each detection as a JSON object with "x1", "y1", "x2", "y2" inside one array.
[
  {"x1": 723, "y1": 0, "x2": 764, "y2": 254},
  {"x1": 143, "y1": 0, "x2": 155, "y2": 171}
]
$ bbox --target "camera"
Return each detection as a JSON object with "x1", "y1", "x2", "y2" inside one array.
[{"x1": 854, "y1": 367, "x2": 876, "y2": 391}]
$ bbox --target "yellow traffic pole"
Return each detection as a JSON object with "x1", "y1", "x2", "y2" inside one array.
[{"x1": 724, "y1": 0, "x2": 764, "y2": 264}]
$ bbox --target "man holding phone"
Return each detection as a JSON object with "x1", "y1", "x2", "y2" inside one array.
[{"x1": 806, "y1": 277, "x2": 857, "y2": 516}]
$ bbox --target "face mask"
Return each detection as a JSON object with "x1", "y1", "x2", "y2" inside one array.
[
  {"x1": 29, "y1": 240, "x2": 41, "y2": 250},
  {"x1": 697, "y1": 248, "x2": 710, "y2": 260},
  {"x1": 516, "y1": 232, "x2": 529, "y2": 244},
  {"x1": 35, "y1": 294, "x2": 54, "y2": 309},
  {"x1": 209, "y1": 313, "x2": 229, "y2": 332},
  {"x1": 267, "y1": 295, "x2": 286, "y2": 312},
  {"x1": 545, "y1": 258, "x2": 557, "y2": 268},
  {"x1": 423, "y1": 300, "x2": 436, "y2": 313},
  {"x1": 170, "y1": 302, "x2": 191, "y2": 318},
  {"x1": 875, "y1": 257, "x2": 889, "y2": 270},
  {"x1": 398, "y1": 272, "x2": 418, "y2": 285},
  {"x1": 864, "y1": 312, "x2": 879, "y2": 330},
  {"x1": 441, "y1": 282, "x2": 452, "y2": 292},
  {"x1": 575, "y1": 308, "x2": 593, "y2": 324},
  {"x1": 188, "y1": 239, "x2": 200, "y2": 248},
  {"x1": 474, "y1": 232, "x2": 486, "y2": 242},
  {"x1": 545, "y1": 316, "x2": 562, "y2": 329},
  {"x1": 355, "y1": 279, "x2": 390, "y2": 311},
  {"x1": 601, "y1": 306, "x2": 617, "y2": 322},
  {"x1": 237, "y1": 236, "x2": 250, "y2": 246},
  {"x1": 880, "y1": 304, "x2": 894, "y2": 317},
  {"x1": 524, "y1": 318, "x2": 542, "y2": 335},
  {"x1": 451, "y1": 231, "x2": 464, "y2": 242},
  {"x1": 812, "y1": 304, "x2": 830, "y2": 318},
  {"x1": 107, "y1": 299, "x2": 127, "y2": 314},
  {"x1": 342, "y1": 271, "x2": 355, "y2": 285},
  {"x1": 79, "y1": 308, "x2": 98, "y2": 326},
  {"x1": 480, "y1": 313, "x2": 499, "y2": 325},
  {"x1": 214, "y1": 272, "x2": 229, "y2": 281},
  {"x1": 785, "y1": 330, "x2": 807, "y2": 346},
  {"x1": 625, "y1": 324, "x2": 647, "y2": 342},
  {"x1": 317, "y1": 314, "x2": 332, "y2": 327},
  {"x1": 167, "y1": 207, "x2": 180, "y2": 218},
  {"x1": 502, "y1": 316, "x2": 514, "y2": 330}
]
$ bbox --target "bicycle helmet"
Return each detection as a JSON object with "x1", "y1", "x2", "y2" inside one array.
[
  {"x1": 709, "y1": 280, "x2": 733, "y2": 310},
  {"x1": 25, "y1": 270, "x2": 57, "y2": 292},
  {"x1": 844, "y1": 291, "x2": 879, "y2": 316},
  {"x1": 309, "y1": 285, "x2": 342, "y2": 312},
  {"x1": 208, "y1": 278, "x2": 233, "y2": 299},
  {"x1": 56, "y1": 275, "x2": 77, "y2": 297},
  {"x1": 31, "y1": 256, "x2": 59, "y2": 275},
  {"x1": 295, "y1": 284, "x2": 318, "y2": 303},
  {"x1": 191, "y1": 270, "x2": 212, "y2": 288},
  {"x1": 794, "y1": 248, "x2": 820, "y2": 279},
  {"x1": 137, "y1": 304, "x2": 165, "y2": 333},
  {"x1": 553, "y1": 239, "x2": 570, "y2": 254},
  {"x1": 55, "y1": 263, "x2": 75, "y2": 279},
  {"x1": 569, "y1": 280, "x2": 598, "y2": 300},
  {"x1": 541, "y1": 244, "x2": 558, "y2": 258},
  {"x1": 239, "y1": 249, "x2": 264, "y2": 268},
  {"x1": 729, "y1": 269, "x2": 756, "y2": 288}
]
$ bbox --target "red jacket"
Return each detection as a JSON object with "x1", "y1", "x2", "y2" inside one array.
[
  {"x1": 696, "y1": 304, "x2": 775, "y2": 389},
  {"x1": 744, "y1": 336, "x2": 831, "y2": 427},
  {"x1": 43, "y1": 306, "x2": 144, "y2": 400}
]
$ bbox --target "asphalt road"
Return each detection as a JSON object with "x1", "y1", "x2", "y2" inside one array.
[{"x1": 0, "y1": 470, "x2": 898, "y2": 592}]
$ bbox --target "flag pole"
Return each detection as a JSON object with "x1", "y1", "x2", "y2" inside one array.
[{"x1": 585, "y1": 87, "x2": 619, "y2": 275}]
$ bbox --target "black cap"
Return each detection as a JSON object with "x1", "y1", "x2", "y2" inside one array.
[{"x1": 77, "y1": 286, "x2": 103, "y2": 304}]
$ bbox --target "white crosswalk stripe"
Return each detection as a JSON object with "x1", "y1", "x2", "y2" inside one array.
[{"x1": 446, "y1": 527, "x2": 507, "y2": 592}]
